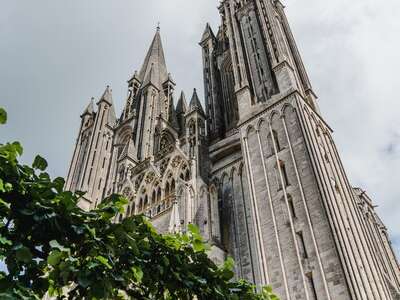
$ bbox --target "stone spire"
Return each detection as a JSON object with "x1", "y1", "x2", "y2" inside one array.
[
  {"x1": 176, "y1": 91, "x2": 187, "y2": 134},
  {"x1": 200, "y1": 23, "x2": 215, "y2": 44},
  {"x1": 189, "y1": 88, "x2": 205, "y2": 116},
  {"x1": 98, "y1": 85, "x2": 113, "y2": 105},
  {"x1": 80, "y1": 97, "x2": 95, "y2": 118},
  {"x1": 138, "y1": 28, "x2": 168, "y2": 90},
  {"x1": 176, "y1": 91, "x2": 188, "y2": 114}
]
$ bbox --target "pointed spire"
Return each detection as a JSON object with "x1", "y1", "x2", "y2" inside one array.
[
  {"x1": 200, "y1": 23, "x2": 215, "y2": 44},
  {"x1": 189, "y1": 88, "x2": 205, "y2": 115},
  {"x1": 176, "y1": 91, "x2": 187, "y2": 135},
  {"x1": 176, "y1": 91, "x2": 188, "y2": 114},
  {"x1": 139, "y1": 28, "x2": 168, "y2": 90},
  {"x1": 98, "y1": 85, "x2": 114, "y2": 106},
  {"x1": 81, "y1": 97, "x2": 95, "y2": 118}
]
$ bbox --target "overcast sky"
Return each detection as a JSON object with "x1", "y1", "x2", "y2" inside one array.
[{"x1": 1, "y1": 0, "x2": 399, "y2": 257}]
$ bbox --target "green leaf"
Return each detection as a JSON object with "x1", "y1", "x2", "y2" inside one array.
[
  {"x1": 224, "y1": 256, "x2": 235, "y2": 271},
  {"x1": 49, "y1": 240, "x2": 70, "y2": 254},
  {"x1": 188, "y1": 223, "x2": 200, "y2": 236},
  {"x1": 47, "y1": 250, "x2": 62, "y2": 266},
  {"x1": 193, "y1": 239, "x2": 205, "y2": 252},
  {"x1": 0, "y1": 108, "x2": 7, "y2": 124},
  {"x1": 131, "y1": 265, "x2": 143, "y2": 283},
  {"x1": 0, "y1": 235, "x2": 11, "y2": 246},
  {"x1": 13, "y1": 142, "x2": 23, "y2": 155},
  {"x1": 15, "y1": 246, "x2": 32, "y2": 263},
  {"x1": 32, "y1": 155, "x2": 48, "y2": 171},
  {"x1": 0, "y1": 198, "x2": 10, "y2": 210},
  {"x1": 53, "y1": 177, "x2": 65, "y2": 193},
  {"x1": 95, "y1": 256, "x2": 112, "y2": 269}
]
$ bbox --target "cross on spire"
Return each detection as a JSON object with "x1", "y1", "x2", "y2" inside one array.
[{"x1": 156, "y1": 22, "x2": 160, "y2": 32}]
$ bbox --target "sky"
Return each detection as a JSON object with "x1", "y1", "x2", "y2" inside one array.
[{"x1": 0, "y1": 0, "x2": 399, "y2": 257}]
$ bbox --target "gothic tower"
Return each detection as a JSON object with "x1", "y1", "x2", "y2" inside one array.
[
  {"x1": 66, "y1": 2, "x2": 400, "y2": 300},
  {"x1": 200, "y1": 0, "x2": 400, "y2": 300}
]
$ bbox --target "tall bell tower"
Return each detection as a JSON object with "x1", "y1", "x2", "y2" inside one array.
[{"x1": 202, "y1": 1, "x2": 400, "y2": 299}]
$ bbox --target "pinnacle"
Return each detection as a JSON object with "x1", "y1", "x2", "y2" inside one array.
[
  {"x1": 81, "y1": 97, "x2": 95, "y2": 118},
  {"x1": 200, "y1": 23, "x2": 215, "y2": 44},
  {"x1": 99, "y1": 85, "x2": 113, "y2": 105},
  {"x1": 189, "y1": 88, "x2": 205, "y2": 115},
  {"x1": 138, "y1": 28, "x2": 169, "y2": 90},
  {"x1": 176, "y1": 91, "x2": 188, "y2": 114}
]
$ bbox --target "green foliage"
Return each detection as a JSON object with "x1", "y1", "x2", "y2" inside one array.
[
  {"x1": 0, "y1": 107, "x2": 279, "y2": 300},
  {"x1": 0, "y1": 108, "x2": 6, "y2": 124}
]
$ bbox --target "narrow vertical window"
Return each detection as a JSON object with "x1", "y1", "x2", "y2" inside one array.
[
  {"x1": 95, "y1": 132, "x2": 100, "y2": 149},
  {"x1": 306, "y1": 273, "x2": 318, "y2": 300},
  {"x1": 275, "y1": 165, "x2": 282, "y2": 190},
  {"x1": 157, "y1": 188, "x2": 161, "y2": 203},
  {"x1": 87, "y1": 168, "x2": 93, "y2": 184},
  {"x1": 296, "y1": 231, "x2": 308, "y2": 259},
  {"x1": 171, "y1": 179, "x2": 176, "y2": 196},
  {"x1": 91, "y1": 151, "x2": 96, "y2": 166},
  {"x1": 165, "y1": 182, "x2": 170, "y2": 197},
  {"x1": 102, "y1": 157, "x2": 106, "y2": 168},
  {"x1": 98, "y1": 179, "x2": 102, "y2": 190},
  {"x1": 288, "y1": 195, "x2": 296, "y2": 219},
  {"x1": 273, "y1": 130, "x2": 280, "y2": 151},
  {"x1": 281, "y1": 161, "x2": 289, "y2": 187}
]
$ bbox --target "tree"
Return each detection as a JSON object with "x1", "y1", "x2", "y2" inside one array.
[{"x1": 0, "y1": 107, "x2": 279, "y2": 299}]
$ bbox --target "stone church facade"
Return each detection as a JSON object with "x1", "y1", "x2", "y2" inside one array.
[{"x1": 65, "y1": 1, "x2": 400, "y2": 299}]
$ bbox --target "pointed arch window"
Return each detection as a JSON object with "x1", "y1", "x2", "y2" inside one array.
[
  {"x1": 171, "y1": 179, "x2": 176, "y2": 197},
  {"x1": 188, "y1": 120, "x2": 196, "y2": 136},
  {"x1": 165, "y1": 182, "x2": 170, "y2": 197},
  {"x1": 152, "y1": 190, "x2": 156, "y2": 205},
  {"x1": 185, "y1": 169, "x2": 191, "y2": 181},
  {"x1": 138, "y1": 198, "x2": 143, "y2": 212},
  {"x1": 157, "y1": 188, "x2": 161, "y2": 203},
  {"x1": 130, "y1": 203, "x2": 134, "y2": 216}
]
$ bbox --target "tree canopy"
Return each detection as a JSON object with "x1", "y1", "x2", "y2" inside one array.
[{"x1": 0, "y1": 107, "x2": 278, "y2": 299}]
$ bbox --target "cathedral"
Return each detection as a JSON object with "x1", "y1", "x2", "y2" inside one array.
[{"x1": 65, "y1": 0, "x2": 400, "y2": 299}]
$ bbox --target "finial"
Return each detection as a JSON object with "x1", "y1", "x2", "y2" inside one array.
[{"x1": 156, "y1": 22, "x2": 160, "y2": 32}]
